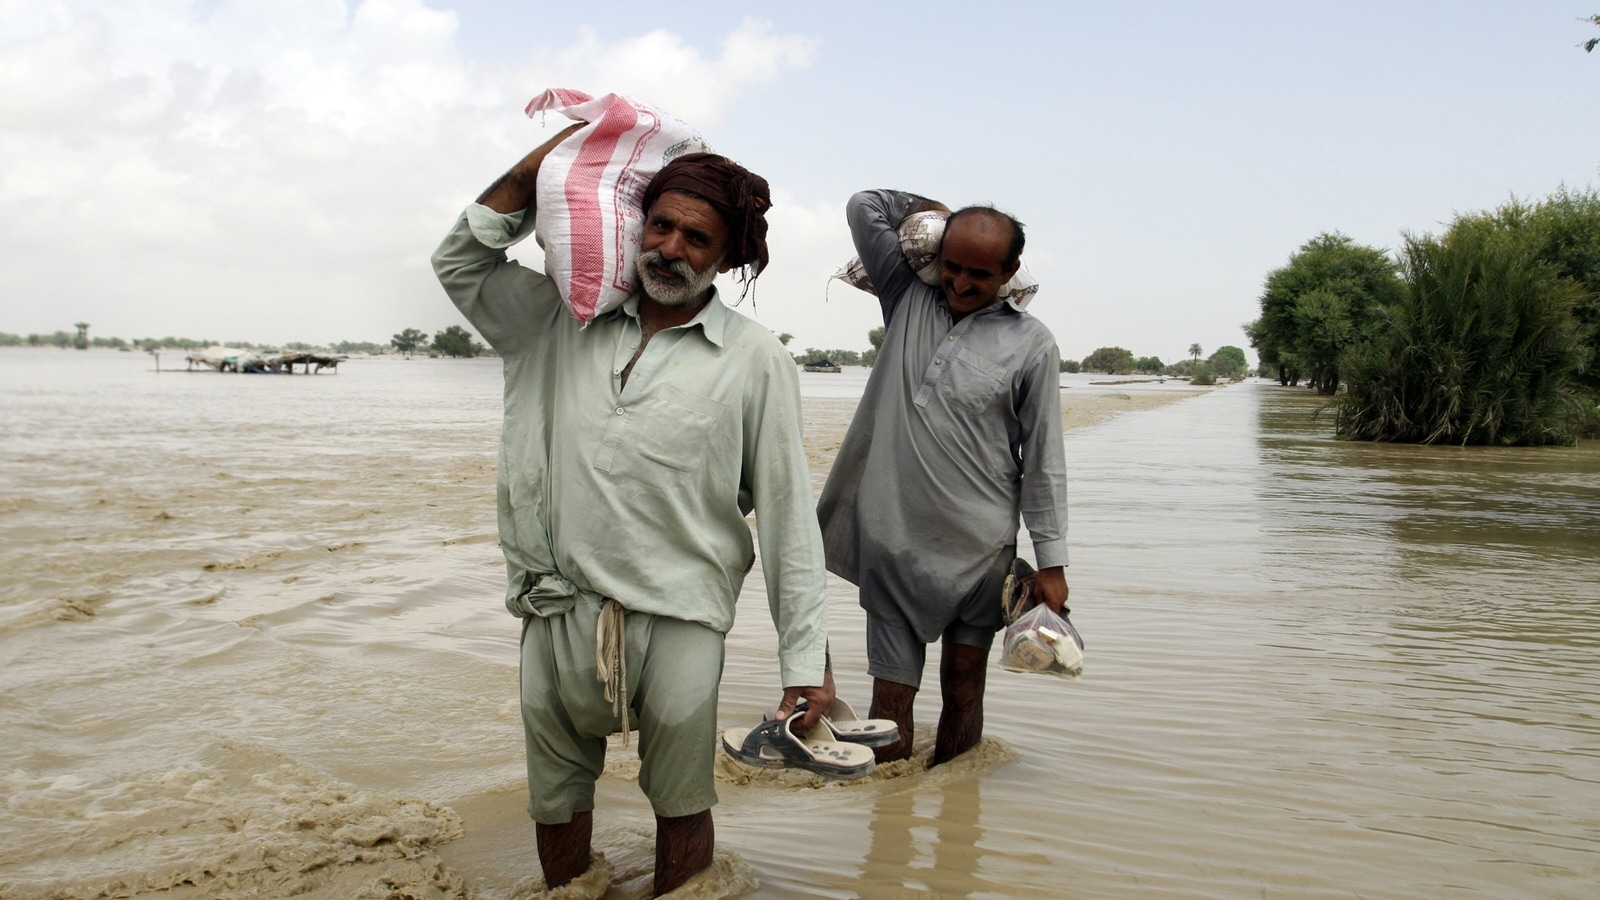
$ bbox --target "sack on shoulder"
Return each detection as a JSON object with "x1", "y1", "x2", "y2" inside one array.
[
  {"x1": 525, "y1": 89, "x2": 708, "y2": 324},
  {"x1": 832, "y1": 210, "x2": 1040, "y2": 308}
]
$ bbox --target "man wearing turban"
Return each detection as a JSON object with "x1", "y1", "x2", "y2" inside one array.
[{"x1": 433, "y1": 127, "x2": 832, "y2": 896}]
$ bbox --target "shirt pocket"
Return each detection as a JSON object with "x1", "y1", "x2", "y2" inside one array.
[
  {"x1": 632, "y1": 384, "x2": 728, "y2": 473},
  {"x1": 942, "y1": 347, "x2": 1007, "y2": 414}
]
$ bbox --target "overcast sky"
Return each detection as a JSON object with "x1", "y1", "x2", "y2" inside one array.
[{"x1": 3, "y1": 1, "x2": 1598, "y2": 364}]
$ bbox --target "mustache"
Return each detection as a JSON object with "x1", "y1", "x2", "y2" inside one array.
[{"x1": 637, "y1": 249, "x2": 696, "y2": 281}]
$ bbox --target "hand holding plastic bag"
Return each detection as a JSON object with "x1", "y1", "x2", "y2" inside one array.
[{"x1": 1001, "y1": 603, "x2": 1084, "y2": 678}]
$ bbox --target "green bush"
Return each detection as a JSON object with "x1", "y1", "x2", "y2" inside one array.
[
  {"x1": 1082, "y1": 346, "x2": 1135, "y2": 374},
  {"x1": 795, "y1": 348, "x2": 862, "y2": 366},
  {"x1": 1518, "y1": 187, "x2": 1600, "y2": 399},
  {"x1": 432, "y1": 325, "x2": 485, "y2": 358},
  {"x1": 1190, "y1": 362, "x2": 1217, "y2": 385},
  {"x1": 1247, "y1": 233, "x2": 1403, "y2": 392},
  {"x1": 1335, "y1": 217, "x2": 1588, "y2": 445},
  {"x1": 1208, "y1": 345, "x2": 1248, "y2": 379}
]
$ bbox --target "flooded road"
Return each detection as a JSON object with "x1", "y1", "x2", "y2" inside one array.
[{"x1": 2, "y1": 348, "x2": 1596, "y2": 898}]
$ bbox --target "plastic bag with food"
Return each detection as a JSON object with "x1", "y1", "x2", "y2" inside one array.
[{"x1": 1000, "y1": 598, "x2": 1084, "y2": 679}]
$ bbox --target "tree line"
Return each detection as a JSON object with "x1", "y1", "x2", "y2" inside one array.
[
  {"x1": 785, "y1": 326, "x2": 1250, "y2": 386},
  {"x1": 1246, "y1": 187, "x2": 1600, "y2": 445},
  {"x1": 0, "y1": 331, "x2": 397, "y2": 353},
  {"x1": 2, "y1": 327, "x2": 490, "y2": 359},
  {"x1": 1072, "y1": 344, "x2": 1249, "y2": 385},
  {"x1": 389, "y1": 326, "x2": 485, "y2": 358},
  {"x1": 789, "y1": 326, "x2": 884, "y2": 368}
]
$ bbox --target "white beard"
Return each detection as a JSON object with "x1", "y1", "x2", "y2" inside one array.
[{"x1": 636, "y1": 249, "x2": 720, "y2": 307}]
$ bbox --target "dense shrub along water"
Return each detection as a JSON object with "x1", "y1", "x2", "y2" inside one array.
[
  {"x1": 1335, "y1": 219, "x2": 1589, "y2": 445},
  {"x1": 1254, "y1": 186, "x2": 1600, "y2": 445}
]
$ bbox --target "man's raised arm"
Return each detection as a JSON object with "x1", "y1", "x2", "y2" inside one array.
[
  {"x1": 846, "y1": 189, "x2": 949, "y2": 324},
  {"x1": 430, "y1": 123, "x2": 586, "y2": 354},
  {"x1": 476, "y1": 122, "x2": 585, "y2": 214}
]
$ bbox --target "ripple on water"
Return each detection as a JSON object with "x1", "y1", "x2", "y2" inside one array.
[{"x1": 5, "y1": 355, "x2": 1600, "y2": 898}]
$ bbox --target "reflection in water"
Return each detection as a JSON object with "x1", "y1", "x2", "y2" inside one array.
[
  {"x1": 1257, "y1": 389, "x2": 1600, "y2": 577},
  {"x1": 1255, "y1": 386, "x2": 1600, "y2": 690},
  {"x1": 860, "y1": 781, "x2": 985, "y2": 899},
  {"x1": 1049, "y1": 382, "x2": 1600, "y2": 897},
  {"x1": 1249, "y1": 385, "x2": 1600, "y2": 891}
]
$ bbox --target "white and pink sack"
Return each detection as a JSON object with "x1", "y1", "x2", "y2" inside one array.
[{"x1": 524, "y1": 89, "x2": 708, "y2": 323}]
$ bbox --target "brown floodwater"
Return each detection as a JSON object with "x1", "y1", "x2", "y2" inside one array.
[{"x1": 1, "y1": 348, "x2": 1596, "y2": 898}]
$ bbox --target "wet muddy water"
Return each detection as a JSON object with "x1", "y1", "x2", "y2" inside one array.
[{"x1": 2, "y1": 348, "x2": 1597, "y2": 898}]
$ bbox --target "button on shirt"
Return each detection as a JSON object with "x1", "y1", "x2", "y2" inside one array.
[
  {"x1": 431, "y1": 203, "x2": 827, "y2": 687},
  {"x1": 816, "y1": 190, "x2": 1068, "y2": 643}
]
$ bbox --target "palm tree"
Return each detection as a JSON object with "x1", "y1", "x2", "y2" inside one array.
[{"x1": 1188, "y1": 343, "x2": 1202, "y2": 362}]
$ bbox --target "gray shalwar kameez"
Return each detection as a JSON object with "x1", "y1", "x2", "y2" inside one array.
[{"x1": 817, "y1": 190, "x2": 1069, "y2": 665}]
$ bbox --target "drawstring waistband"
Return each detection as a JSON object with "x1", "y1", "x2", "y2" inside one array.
[{"x1": 596, "y1": 598, "x2": 630, "y2": 748}]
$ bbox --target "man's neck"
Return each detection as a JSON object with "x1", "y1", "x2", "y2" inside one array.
[
  {"x1": 948, "y1": 299, "x2": 1001, "y2": 324},
  {"x1": 637, "y1": 291, "x2": 712, "y2": 335},
  {"x1": 622, "y1": 291, "x2": 712, "y2": 389}
]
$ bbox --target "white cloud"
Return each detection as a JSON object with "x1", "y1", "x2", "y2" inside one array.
[
  {"x1": 536, "y1": 19, "x2": 817, "y2": 128},
  {"x1": 0, "y1": 0, "x2": 72, "y2": 46},
  {"x1": 0, "y1": 1, "x2": 816, "y2": 343}
]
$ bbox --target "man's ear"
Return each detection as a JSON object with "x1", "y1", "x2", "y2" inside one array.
[{"x1": 1001, "y1": 260, "x2": 1021, "y2": 282}]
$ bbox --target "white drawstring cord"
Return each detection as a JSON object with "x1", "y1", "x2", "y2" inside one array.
[{"x1": 596, "y1": 598, "x2": 630, "y2": 748}]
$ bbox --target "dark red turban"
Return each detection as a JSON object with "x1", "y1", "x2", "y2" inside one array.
[{"x1": 641, "y1": 152, "x2": 771, "y2": 278}]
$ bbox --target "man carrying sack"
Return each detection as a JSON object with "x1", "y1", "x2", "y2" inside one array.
[
  {"x1": 817, "y1": 189, "x2": 1070, "y2": 767},
  {"x1": 432, "y1": 126, "x2": 831, "y2": 896}
]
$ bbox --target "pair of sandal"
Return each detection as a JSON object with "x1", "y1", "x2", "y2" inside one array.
[{"x1": 721, "y1": 698, "x2": 899, "y2": 780}]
